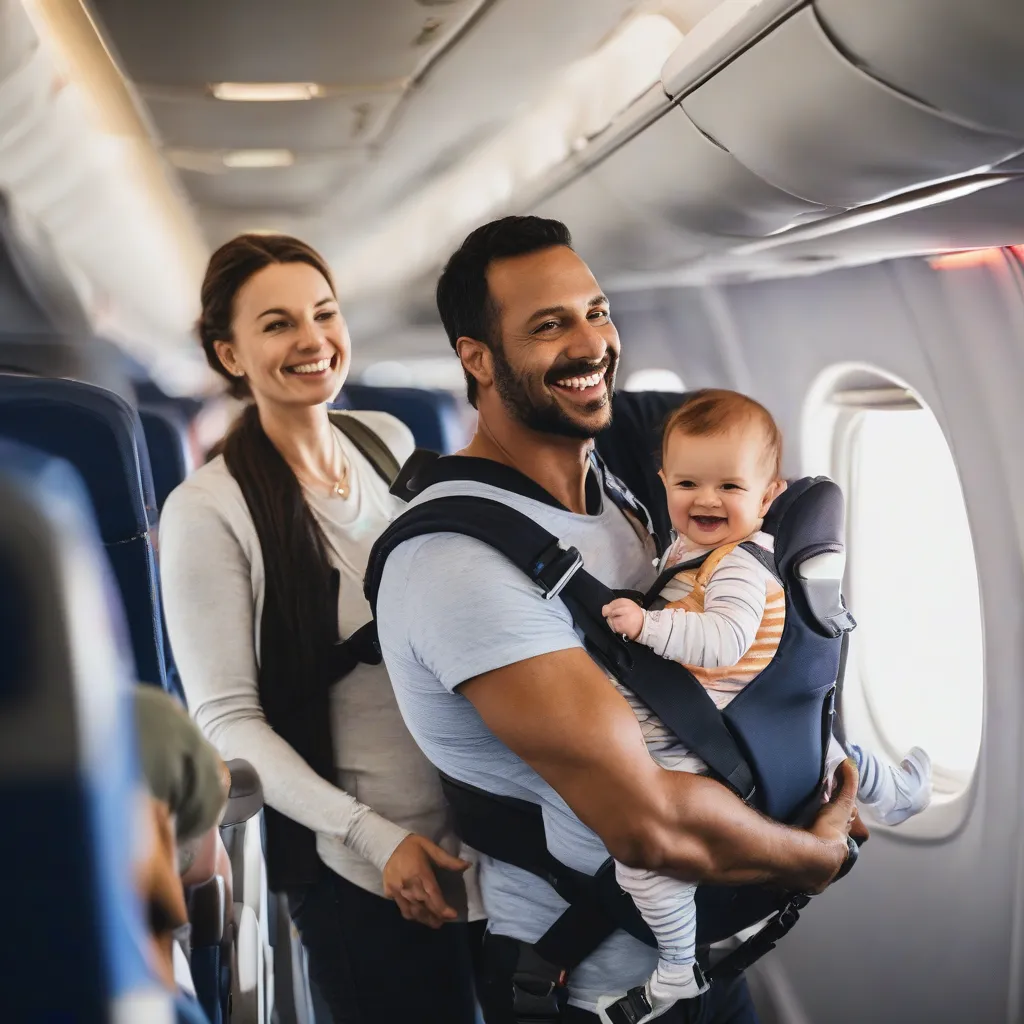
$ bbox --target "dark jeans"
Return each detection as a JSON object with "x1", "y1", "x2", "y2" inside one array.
[
  {"x1": 287, "y1": 865, "x2": 481, "y2": 1024},
  {"x1": 478, "y1": 934, "x2": 759, "y2": 1024}
]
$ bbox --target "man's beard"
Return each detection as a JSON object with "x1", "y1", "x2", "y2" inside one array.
[{"x1": 490, "y1": 342, "x2": 616, "y2": 440}]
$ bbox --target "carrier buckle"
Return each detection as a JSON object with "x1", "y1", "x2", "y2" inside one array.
[
  {"x1": 510, "y1": 951, "x2": 568, "y2": 1022},
  {"x1": 533, "y1": 543, "x2": 584, "y2": 601},
  {"x1": 603, "y1": 986, "x2": 653, "y2": 1024}
]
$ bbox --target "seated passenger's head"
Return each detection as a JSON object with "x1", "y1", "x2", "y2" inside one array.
[
  {"x1": 437, "y1": 216, "x2": 618, "y2": 439},
  {"x1": 660, "y1": 389, "x2": 784, "y2": 547},
  {"x1": 198, "y1": 234, "x2": 347, "y2": 412}
]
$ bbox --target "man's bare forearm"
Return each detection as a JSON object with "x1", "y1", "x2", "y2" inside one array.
[
  {"x1": 461, "y1": 649, "x2": 855, "y2": 896},
  {"x1": 637, "y1": 768, "x2": 847, "y2": 891}
]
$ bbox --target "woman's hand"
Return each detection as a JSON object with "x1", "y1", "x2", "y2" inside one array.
[
  {"x1": 603, "y1": 598, "x2": 645, "y2": 641},
  {"x1": 382, "y1": 834, "x2": 470, "y2": 929}
]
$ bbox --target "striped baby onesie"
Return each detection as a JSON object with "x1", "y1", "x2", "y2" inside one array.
[
  {"x1": 605, "y1": 532, "x2": 787, "y2": 1015},
  {"x1": 611, "y1": 531, "x2": 783, "y2": 774}
]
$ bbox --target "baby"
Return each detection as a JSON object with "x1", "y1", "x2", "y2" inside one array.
[{"x1": 597, "y1": 389, "x2": 931, "y2": 1023}]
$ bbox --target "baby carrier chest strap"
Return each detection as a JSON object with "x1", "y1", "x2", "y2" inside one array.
[
  {"x1": 366, "y1": 492, "x2": 757, "y2": 802},
  {"x1": 364, "y1": 454, "x2": 856, "y2": 1019},
  {"x1": 693, "y1": 542, "x2": 740, "y2": 589}
]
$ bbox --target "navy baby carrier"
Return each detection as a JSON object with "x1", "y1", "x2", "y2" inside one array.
[{"x1": 363, "y1": 450, "x2": 858, "y2": 1022}]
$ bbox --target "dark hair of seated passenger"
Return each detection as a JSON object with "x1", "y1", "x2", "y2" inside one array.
[
  {"x1": 436, "y1": 215, "x2": 573, "y2": 408},
  {"x1": 196, "y1": 234, "x2": 338, "y2": 691}
]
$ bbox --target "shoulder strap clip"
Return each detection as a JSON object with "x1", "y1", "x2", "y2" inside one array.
[{"x1": 532, "y1": 540, "x2": 584, "y2": 601}]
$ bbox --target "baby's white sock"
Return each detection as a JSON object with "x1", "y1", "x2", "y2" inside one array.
[{"x1": 850, "y1": 744, "x2": 932, "y2": 825}]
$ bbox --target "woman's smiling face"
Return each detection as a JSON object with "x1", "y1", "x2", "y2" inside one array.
[{"x1": 213, "y1": 260, "x2": 350, "y2": 410}]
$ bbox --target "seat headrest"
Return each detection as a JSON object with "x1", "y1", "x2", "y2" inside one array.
[
  {"x1": 0, "y1": 440, "x2": 157, "y2": 1015},
  {"x1": 0, "y1": 374, "x2": 156, "y2": 542},
  {"x1": 140, "y1": 405, "x2": 193, "y2": 510},
  {"x1": 0, "y1": 192, "x2": 92, "y2": 336},
  {"x1": 341, "y1": 384, "x2": 466, "y2": 454}
]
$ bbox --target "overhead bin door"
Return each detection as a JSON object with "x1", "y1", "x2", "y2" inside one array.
[
  {"x1": 589, "y1": 104, "x2": 832, "y2": 239},
  {"x1": 678, "y1": 6, "x2": 1024, "y2": 209},
  {"x1": 816, "y1": 0, "x2": 1024, "y2": 139}
]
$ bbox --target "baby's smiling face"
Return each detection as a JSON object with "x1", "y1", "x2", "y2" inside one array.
[{"x1": 660, "y1": 420, "x2": 783, "y2": 548}]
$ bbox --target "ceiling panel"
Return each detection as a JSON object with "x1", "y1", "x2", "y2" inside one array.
[
  {"x1": 178, "y1": 155, "x2": 364, "y2": 210},
  {"x1": 143, "y1": 90, "x2": 401, "y2": 151},
  {"x1": 86, "y1": 0, "x2": 486, "y2": 88},
  {"x1": 323, "y1": 0, "x2": 641, "y2": 240}
]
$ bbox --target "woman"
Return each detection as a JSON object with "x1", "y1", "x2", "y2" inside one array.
[{"x1": 159, "y1": 234, "x2": 479, "y2": 1023}]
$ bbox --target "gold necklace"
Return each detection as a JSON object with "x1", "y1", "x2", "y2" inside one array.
[
  {"x1": 296, "y1": 430, "x2": 350, "y2": 498},
  {"x1": 330, "y1": 430, "x2": 351, "y2": 499}
]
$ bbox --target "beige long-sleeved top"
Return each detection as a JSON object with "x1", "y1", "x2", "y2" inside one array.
[{"x1": 159, "y1": 410, "x2": 465, "y2": 899}]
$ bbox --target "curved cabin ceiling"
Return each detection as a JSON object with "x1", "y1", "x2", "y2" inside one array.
[{"x1": 83, "y1": 0, "x2": 649, "y2": 255}]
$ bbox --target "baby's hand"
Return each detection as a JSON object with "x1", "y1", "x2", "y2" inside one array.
[{"x1": 602, "y1": 598, "x2": 645, "y2": 641}]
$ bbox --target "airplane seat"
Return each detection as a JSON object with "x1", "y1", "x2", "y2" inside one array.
[
  {"x1": 220, "y1": 807, "x2": 274, "y2": 1024},
  {"x1": 0, "y1": 373, "x2": 169, "y2": 689},
  {"x1": 140, "y1": 404, "x2": 195, "y2": 512},
  {"x1": 185, "y1": 760, "x2": 263, "y2": 1024},
  {"x1": 0, "y1": 439, "x2": 173, "y2": 1023},
  {"x1": 341, "y1": 383, "x2": 465, "y2": 453}
]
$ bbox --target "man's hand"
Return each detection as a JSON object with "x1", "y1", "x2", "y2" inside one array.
[
  {"x1": 801, "y1": 759, "x2": 869, "y2": 894},
  {"x1": 603, "y1": 597, "x2": 645, "y2": 640},
  {"x1": 460, "y1": 648, "x2": 855, "y2": 890}
]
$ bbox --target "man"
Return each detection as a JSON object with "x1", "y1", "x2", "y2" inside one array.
[{"x1": 375, "y1": 217, "x2": 861, "y2": 1023}]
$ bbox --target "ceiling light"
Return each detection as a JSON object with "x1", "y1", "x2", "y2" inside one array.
[
  {"x1": 222, "y1": 149, "x2": 295, "y2": 169},
  {"x1": 210, "y1": 82, "x2": 324, "y2": 102}
]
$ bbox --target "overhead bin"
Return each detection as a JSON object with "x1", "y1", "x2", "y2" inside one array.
[
  {"x1": 758, "y1": 176, "x2": 1024, "y2": 268},
  {"x1": 534, "y1": 171, "x2": 709, "y2": 278},
  {"x1": 589, "y1": 104, "x2": 829, "y2": 239},
  {"x1": 676, "y1": 6, "x2": 1024, "y2": 209},
  {"x1": 816, "y1": 0, "x2": 1024, "y2": 139}
]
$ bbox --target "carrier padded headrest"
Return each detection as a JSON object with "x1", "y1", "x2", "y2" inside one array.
[{"x1": 764, "y1": 476, "x2": 846, "y2": 582}]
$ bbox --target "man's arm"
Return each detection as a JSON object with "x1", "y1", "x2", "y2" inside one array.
[{"x1": 460, "y1": 647, "x2": 857, "y2": 892}]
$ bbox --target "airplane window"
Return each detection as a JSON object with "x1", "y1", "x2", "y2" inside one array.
[
  {"x1": 806, "y1": 372, "x2": 984, "y2": 804},
  {"x1": 623, "y1": 368, "x2": 686, "y2": 392},
  {"x1": 846, "y1": 407, "x2": 983, "y2": 784}
]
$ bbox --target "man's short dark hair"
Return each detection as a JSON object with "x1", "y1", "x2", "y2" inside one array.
[{"x1": 436, "y1": 216, "x2": 573, "y2": 407}]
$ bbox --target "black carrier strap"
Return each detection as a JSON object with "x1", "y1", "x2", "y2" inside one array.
[
  {"x1": 644, "y1": 539, "x2": 781, "y2": 609},
  {"x1": 329, "y1": 410, "x2": 401, "y2": 485},
  {"x1": 365, "y1": 459, "x2": 857, "y2": 1018},
  {"x1": 325, "y1": 413, "x2": 398, "y2": 678},
  {"x1": 367, "y1": 495, "x2": 756, "y2": 803}
]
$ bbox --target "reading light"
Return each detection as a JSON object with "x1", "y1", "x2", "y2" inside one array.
[{"x1": 211, "y1": 82, "x2": 324, "y2": 102}]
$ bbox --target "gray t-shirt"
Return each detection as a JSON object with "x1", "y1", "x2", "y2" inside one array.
[{"x1": 376, "y1": 469, "x2": 659, "y2": 1011}]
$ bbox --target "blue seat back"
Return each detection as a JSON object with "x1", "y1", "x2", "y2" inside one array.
[
  {"x1": 140, "y1": 404, "x2": 194, "y2": 511},
  {"x1": 0, "y1": 373, "x2": 167, "y2": 688},
  {"x1": 0, "y1": 440, "x2": 171, "y2": 1022},
  {"x1": 342, "y1": 384, "x2": 466, "y2": 453}
]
